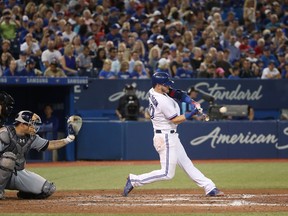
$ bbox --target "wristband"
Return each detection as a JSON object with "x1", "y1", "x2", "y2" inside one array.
[{"x1": 63, "y1": 135, "x2": 75, "y2": 144}]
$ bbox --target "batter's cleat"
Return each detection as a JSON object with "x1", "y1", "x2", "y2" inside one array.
[
  {"x1": 206, "y1": 188, "x2": 224, "y2": 196},
  {"x1": 122, "y1": 176, "x2": 134, "y2": 197}
]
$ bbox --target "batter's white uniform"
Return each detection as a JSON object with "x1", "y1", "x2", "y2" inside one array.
[{"x1": 129, "y1": 88, "x2": 216, "y2": 194}]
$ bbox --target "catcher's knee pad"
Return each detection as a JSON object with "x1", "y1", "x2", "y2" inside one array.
[
  {"x1": 17, "y1": 181, "x2": 56, "y2": 199},
  {"x1": 0, "y1": 152, "x2": 16, "y2": 191},
  {"x1": 0, "y1": 152, "x2": 17, "y2": 171}
]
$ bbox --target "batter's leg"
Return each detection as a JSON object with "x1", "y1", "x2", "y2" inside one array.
[
  {"x1": 176, "y1": 140, "x2": 216, "y2": 194},
  {"x1": 130, "y1": 134, "x2": 177, "y2": 187}
]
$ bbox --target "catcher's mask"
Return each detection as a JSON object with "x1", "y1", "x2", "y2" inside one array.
[{"x1": 14, "y1": 110, "x2": 42, "y2": 132}]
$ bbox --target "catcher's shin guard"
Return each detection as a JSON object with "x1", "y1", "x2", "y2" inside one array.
[
  {"x1": 0, "y1": 152, "x2": 16, "y2": 197},
  {"x1": 17, "y1": 181, "x2": 56, "y2": 199}
]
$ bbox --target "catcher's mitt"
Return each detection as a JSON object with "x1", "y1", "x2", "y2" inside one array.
[{"x1": 67, "y1": 115, "x2": 82, "y2": 135}]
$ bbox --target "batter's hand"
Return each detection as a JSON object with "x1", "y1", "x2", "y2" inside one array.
[{"x1": 192, "y1": 101, "x2": 203, "y2": 113}]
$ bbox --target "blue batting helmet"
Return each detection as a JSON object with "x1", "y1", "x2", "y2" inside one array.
[{"x1": 151, "y1": 72, "x2": 174, "y2": 87}]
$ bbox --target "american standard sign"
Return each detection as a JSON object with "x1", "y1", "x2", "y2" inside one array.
[
  {"x1": 190, "y1": 126, "x2": 288, "y2": 150},
  {"x1": 74, "y1": 79, "x2": 288, "y2": 110},
  {"x1": 194, "y1": 82, "x2": 263, "y2": 101}
]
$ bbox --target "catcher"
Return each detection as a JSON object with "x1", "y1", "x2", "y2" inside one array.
[{"x1": 0, "y1": 109, "x2": 82, "y2": 199}]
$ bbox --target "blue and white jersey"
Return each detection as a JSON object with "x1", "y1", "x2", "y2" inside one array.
[{"x1": 148, "y1": 88, "x2": 179, "y2": 131}]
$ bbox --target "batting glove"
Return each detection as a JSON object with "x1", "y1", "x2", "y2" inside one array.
[
  {"x1": 184, "y1": 107, "x2": 198, "y2": 119},
  {"x1": 192, "y1": 101, "x2": 203, "y2": 113}
]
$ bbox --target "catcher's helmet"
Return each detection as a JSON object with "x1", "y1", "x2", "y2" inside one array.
[
  {"x1": 151, "y1": 72, "x2": 174, "y2": 87},
  {"x1": 0, "y1": 91, "x2": 15, "y2": 119},
  {"x1": 14, "y1": 110, "x2": 42, "y2": 132}
]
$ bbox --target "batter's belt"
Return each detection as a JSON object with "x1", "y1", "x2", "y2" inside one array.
[{"x1": 155, "y1": 129, "x2": 176, "y2": 134}]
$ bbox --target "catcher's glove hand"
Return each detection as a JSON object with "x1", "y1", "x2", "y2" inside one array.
[{"x1": 67, "y1": 115, "x2": 82, "y2": 135}]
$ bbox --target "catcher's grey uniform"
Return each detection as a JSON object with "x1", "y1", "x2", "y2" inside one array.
[{"x1": 0, "y1": 125, "x2": 55, "y2": 199}]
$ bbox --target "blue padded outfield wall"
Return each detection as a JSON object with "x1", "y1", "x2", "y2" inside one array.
[
  {"x1": 75, "y1": 79, "x2": 288, "y2": 160},
  {"x1": 76, "y1": 120, "x2": 288, "y2": 160},
  {"x1": 1, "y1": 78, "x2": 288, "y2": 160}
]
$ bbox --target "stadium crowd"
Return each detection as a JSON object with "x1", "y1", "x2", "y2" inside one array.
[{"x1": 0, "y1": 0, "x2": 288, "y2": 79}]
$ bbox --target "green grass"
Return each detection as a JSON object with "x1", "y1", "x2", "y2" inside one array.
[
  {"x1": 5, "y1": 161, "x2": 287, "y2": 216},
  {"x1": 26, "y1": 161, "x2": 288, "y2": 190}
]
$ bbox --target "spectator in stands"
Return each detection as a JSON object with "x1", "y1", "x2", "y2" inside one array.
[
  {"x1": 33, "y1": 17, "x2": 44, "y2": 43},
  {"x1": 87, "y1": 35, "x2": 98, "y2": 57},
  {"x1": 43, "y1": 58, "x2": 66, "y2": 77},
  {"x1": 15, "y1": 51, "x2": 28, "y2": 73},
  {"x1": 240, "y1": 59, "x2": 255, "y2": 78},
  {"x1": 59, "y1": 43, "x2": 78, "y2": 76},
  {"x1": 281, "y1": 63, "x2": 288, "y2": 79},
  {"x1": 147, "y1": 46, "x2": 161, "y2": 74},
  {"x1": 228, "y1": 66, "x2": 241, "y2": 79},
  {"x1": 169, "y1": 51, "x2": 183, "y2": 78},
  {"x1": 98, "y1": 59, "x2": 116, "y2": 79},
  {"x1": 0, "y1": 52, "x2": 14, "y2": 76},
  {"x1": 272, "y1": 28, "x2": 287, "y2": 52},
  {"x1": 41, "y1": 38, "x2": 62, "y2": 71},
  {"x1": 19, "y1": 58, "x2": 39, "y2": 76},
  {"x1": 0, "y1": 9, "x2": 20, "y2": 41},
  {"x1": 254, "y1": 37, "x2": 265, "y2": 57},
  {"x1": 155, "y1": 58, "x2": 170, "y2": 75},
  {"x1": 108, "y1": 47, "x2": 119, "y2": 73},
  {"x1": 223, "y1": 34, "x2": 241, "y2": 64},
  {"x1": 243, "y1": 0, "x2": 257, "y2": 32},
  {"x1": 77, "y1": 46, "x2": 94, "y2": 77},
  {"x1": 265, "y1": 14, "x2": 281, "y2": 34},
  {"x1": 93, "y1": 46, "x2": 106, "y2": 72},
  {"x1": 215, "y1": 51, "x2": 232, "y2": 78},
  {"x1": 71, "y1": 35, "x2": 84, "y2": 57},
  {"x1": 130, "y1": 60, "x2": 149, "y2": 79},
  {"x1": 190, "y1": 47, "x2": 203, "y2": 72},
  {"x1": 198, "y1": 63, "x2": 216, "y2": 78},
  {"x1": 118, "y1": 60, "x2": 132, "y2": 79},
  {"x1": 20, "y1": 33, "x2": 42, "y2": 70},
  {"x1": 259, "y1": 46, "x2": 279, "y2": 68},
  {"x1": 62, "y1": 21, "x2": 76, "y2": 43},
  {"x1": 239, "y1": 35, "x2": 252, "y2": 54},
  {"x1": 246, "y1": 49, "x2": 258, "y2": 64},
  {"x1": 261, "y1": 60, "x2": 281, "y2": 79},
  {"x1": 175, "y1": 57, "x2": 194, "y2": 78},
  {"x1": 132, "y1": 40, "x2": 147, "y2": 63},
  {"x1": 1, "y1": 39, "x2": 11, "y2": 55},
  {"x1": 276, "y1": 52, "x2": 286, "y2": 73},
  {"x1": 2, "y1": 59, "x2": 19, "y2": 76},
  {"x1": 106, "y1": 23, "x2": 122, "y2": 47},
  {"x1": 215, "y1": 67, "x2": 226, "y2": 79}
]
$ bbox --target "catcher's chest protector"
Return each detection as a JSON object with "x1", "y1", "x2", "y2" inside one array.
[{"x1": 3, "y1": 126, "x2": 36, "y2": 170}]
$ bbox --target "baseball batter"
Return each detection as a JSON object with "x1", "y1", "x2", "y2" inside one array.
[
  {"x1": 123, "y1": 72, "x2": 224, "y2": 197},
  {"x1": 0, "y1": 109, "x2": 80, "y2": 199}
]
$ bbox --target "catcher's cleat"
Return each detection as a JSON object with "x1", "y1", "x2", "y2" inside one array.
[
  {"x1": 206, "y1": 188, "x2": 224, "y2": 196},
  {"x1": 122, "y1": 176, "x2": 134, "y2": 197}
]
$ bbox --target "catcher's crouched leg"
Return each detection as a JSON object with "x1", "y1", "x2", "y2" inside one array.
[
  {"x1": 17, "y1": 181, "x2": 56, "y2": 199},
  {"x1": 0, "y1": 152, "x2": 17, "y2": 199}
]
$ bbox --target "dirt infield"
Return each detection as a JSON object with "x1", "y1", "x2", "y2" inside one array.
[
  {"x1": 2, "y1": 189, "x2": 288, "y2": 214},
  {"x1": 1, "y1": 160, "x2": 288, "y2": 214}
]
